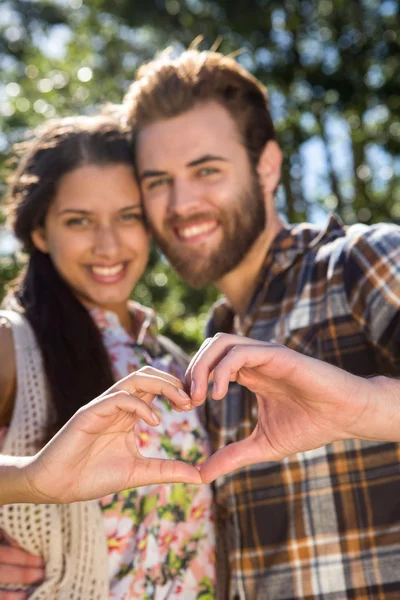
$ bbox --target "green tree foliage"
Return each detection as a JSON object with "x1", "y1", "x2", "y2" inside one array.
[{"x1": 1, "y1": 0, "x2": 399, "y2": 350}]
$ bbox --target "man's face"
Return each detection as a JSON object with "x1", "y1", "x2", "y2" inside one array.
[{"x1": 136, "y1": 102, "x2": 265, "y2": 287}]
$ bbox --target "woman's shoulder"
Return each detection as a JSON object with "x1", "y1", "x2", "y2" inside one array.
[{"x1": 0, "y1": 314, "x2": 17, "y2": 427}]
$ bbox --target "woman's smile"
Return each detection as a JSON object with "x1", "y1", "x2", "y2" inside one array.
[{"x1": 86, "y1": 261, "x2": 129, "y2": 284}]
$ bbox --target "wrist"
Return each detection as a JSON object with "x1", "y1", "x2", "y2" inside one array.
[
  {"x1": 346, "y1": 375, "x2": 400, "y2": 443},
  {"x1": 0, "y1": 455, "x2": 40, "y2": 504}
]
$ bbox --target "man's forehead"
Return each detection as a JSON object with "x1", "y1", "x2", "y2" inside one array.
[{"x1": 135, "y1": 102, "x2": 242, "y2": 169}]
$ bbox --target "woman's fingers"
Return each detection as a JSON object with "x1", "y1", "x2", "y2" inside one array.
[
  {"x1": 128, "y1": 456, "x2": 202, "y2": 487},
  {"x1": 199, "y1": 437, "x2": 267, "y2": 483},
  {"x1": 136, "y1": 366, "x2": 183, "y2": 387},
  {"x1": 73, "y1": 391, "x2": 161, "y2": 433},
  {"x1": 103, "y1": 369, "x2": 191, "y2": 410}
]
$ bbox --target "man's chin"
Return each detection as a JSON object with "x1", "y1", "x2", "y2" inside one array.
[{"x1": 174, "y1": 266, "x2": 217, "y2": 288}]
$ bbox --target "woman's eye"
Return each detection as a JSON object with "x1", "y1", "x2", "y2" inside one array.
[
  {"x1": 65, "y1": 217, "x2": 90, "y2": 227},
  {"x1": 120, "y1": 212, "x2": 144, "y2": 223}
]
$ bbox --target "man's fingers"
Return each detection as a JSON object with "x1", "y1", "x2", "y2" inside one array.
[
  {"x1": 188, "y1": 335, "x2": 270, "y2": 406},
  {"x1": 129, "y1": 457, "x2": 202, "y2": 487},
  {"x1": 0, "y1": 546, "x2": 43, "y2": 568},
  {"x1": 211, "y1": 343, "x2": 285, "y2": 399},
  {"x1": 199, "y1": 439, "x2": 267, "y2": 483},
  {"x1": 0, "y1": 563, "x2": 44, "y2": 586},
  {"x1": 186, "y1": 334, "x2": 242, "y2": 405},
  {"x1": 0, "y1": 591, "x2": 29, "y2": 600}
]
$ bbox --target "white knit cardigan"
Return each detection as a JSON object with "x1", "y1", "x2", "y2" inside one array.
[{"x1": 0, "y1": 310, "x2": 109, "y2": 599}]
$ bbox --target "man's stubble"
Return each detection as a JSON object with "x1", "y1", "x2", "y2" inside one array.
[{"x1": 149, "y1": 175, "x2": 266, "y2": 288}]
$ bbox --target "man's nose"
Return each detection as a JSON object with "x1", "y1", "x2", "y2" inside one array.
[
  {"x1": 167, "y1": 179, "x2": 202, "y2": 217},
  {"x1": 93, "y1": 225, "x2": 121, "y2": 258}
]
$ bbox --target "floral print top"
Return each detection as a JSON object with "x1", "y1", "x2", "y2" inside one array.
[{"x1": 90, "y1": 302, "x2": 216, "y2": 600}]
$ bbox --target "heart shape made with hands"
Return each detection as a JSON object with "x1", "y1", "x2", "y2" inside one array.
[
  {"x1": 179, "y1": 334, "x2": 373, "y2": 484},
  {"x1": 29, "y1": 347, "x2": 371, "y2": 502}
]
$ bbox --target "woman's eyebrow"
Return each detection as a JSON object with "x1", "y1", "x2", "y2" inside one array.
[
  {"x1": 57, "y1": 208, "x2": 91, "y2": 216},
  {"x1": 118, "y1": 204, "x2": 143, "y2": 212}
]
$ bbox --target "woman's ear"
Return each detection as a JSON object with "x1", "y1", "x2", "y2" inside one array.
[
  {"x1": 31, "y1": 227, "x2": 49, "y2": 253},
  {"x1": 257, "y1": 140, "x2": 283, "y2": 194}
]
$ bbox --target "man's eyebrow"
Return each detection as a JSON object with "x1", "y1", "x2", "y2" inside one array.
[
  {"x1": 140, "y1": 155, "x2": 229, "y2": 181},
  {"x1": 140, "y1": 169, "x2": 169, "y2": 181},
  {"x1": 186, "y1": 154, "x2": 229, "y2": 168}
]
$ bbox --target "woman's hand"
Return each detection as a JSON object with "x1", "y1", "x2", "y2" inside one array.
[
  {"x1": 18, "y1": 367, "x2": 200, "y2": 504},
  {"x1": 185, "y1": 334, "x2": 382, "y2": 483}
]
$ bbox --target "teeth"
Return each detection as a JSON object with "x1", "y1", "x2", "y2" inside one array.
[
  {"x1": 178, "y1": 222, "x2": 216, "y2": 239},
  {"x1": 91, "y1": 264, "x2": 124, "y2": 276}
]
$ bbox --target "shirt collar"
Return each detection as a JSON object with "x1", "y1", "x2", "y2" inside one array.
[
  {"x1": 207, "y1": 213, "x2": 345, "y2": 336},
  {"x1": 89, "y1": 300, "x2": 157, "y2": 344}
]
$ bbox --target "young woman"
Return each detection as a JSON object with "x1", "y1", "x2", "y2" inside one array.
[{"x1": 0, "y1": 115, "x2": 215, "y2": 599}]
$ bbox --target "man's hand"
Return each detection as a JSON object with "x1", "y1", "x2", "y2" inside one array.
[
  {"x1": 19, "y1": 367, "x2": 200, "y2": 505},
  {"x1": 0, "y1": 532, "x2": 44, "y2": 600},
  {"x1": 185, "y1": 334, "x2": 386, "y2": 483}
]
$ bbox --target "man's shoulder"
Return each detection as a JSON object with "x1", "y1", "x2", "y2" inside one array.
[
  {"x1": 344, "y1": 220, "x2": 400, "y2": 251},
  {"x1": 307, "y1": 217, "x2": 400, "y2": 266}
]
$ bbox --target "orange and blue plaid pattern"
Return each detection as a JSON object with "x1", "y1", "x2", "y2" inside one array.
[{"x1": 206, "y1": 215, "x2": 400, "y2": 600}]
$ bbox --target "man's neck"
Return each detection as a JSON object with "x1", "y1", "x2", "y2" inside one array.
[{"x1": 217, "y1": 216, "x2": 284, "y2": 317}]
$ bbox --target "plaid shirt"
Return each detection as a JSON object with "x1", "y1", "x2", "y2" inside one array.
[{"x1": 205, "y1": 214, "x2": 400, "y2": 600}]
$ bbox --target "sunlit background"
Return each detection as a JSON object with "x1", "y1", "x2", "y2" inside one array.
[{"x1": 1, "y1": 0, "x2": 399, "y2": 349}]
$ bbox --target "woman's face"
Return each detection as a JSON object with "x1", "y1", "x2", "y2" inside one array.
[{"x1": 31, "y1": 163, "x2": 150, "y2": 314}]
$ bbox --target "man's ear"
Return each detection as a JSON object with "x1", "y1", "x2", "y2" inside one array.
[
  {"x1": 31, "y1": 227, "x2": 49, "y2": 254},
  {"x1": 257, "y1": 140, "x2": 283, "y2": 193}
]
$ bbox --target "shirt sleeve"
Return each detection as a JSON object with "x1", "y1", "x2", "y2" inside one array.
[{"x1": 343, "y1": 222, "x2": 400, "y2": 368}]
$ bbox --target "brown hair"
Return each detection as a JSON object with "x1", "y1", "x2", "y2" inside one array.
[
  {"x1": 6, "y1": 114, "x2": 133, "y2": 438},
  {"x1": 124, "y1": 49, "x2": 275, "y2": 166}
]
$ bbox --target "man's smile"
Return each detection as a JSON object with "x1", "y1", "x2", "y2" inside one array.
[{"x1": 173, "y1": 220, "x2": 219, "y2": 245}]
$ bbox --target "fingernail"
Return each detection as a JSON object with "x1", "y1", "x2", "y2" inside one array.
[
  {"x1": 178, "y1": 388, "x2": 189, "y2": 399},
  {"x1": 184, "y1": 404, "x2": 192, "y2": 411},
  {"x1": 151, "y1": 411, "x2": 160, "y2": 425},
  {"x1": 212, "y1": 381, "x2": 218, "y2": 397},
  {"x1": 191, "y1": 380, "x2": 196, "y2": 395}
]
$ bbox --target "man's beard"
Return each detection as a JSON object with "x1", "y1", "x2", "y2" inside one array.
[{"x1": 150, "y1": 176, "x2": 266, "y2": 288}]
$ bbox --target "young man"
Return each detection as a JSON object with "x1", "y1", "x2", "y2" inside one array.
[{"x1": 124, "y1": 49, "x2": 400, "y2": 599}]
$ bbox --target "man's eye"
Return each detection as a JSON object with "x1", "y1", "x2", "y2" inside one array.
[
  {"x1": 147, "y1": 177, "x2": 170, "y2": 190},
  {"x1": 65, "y1": 217, "x2": 90, "y2": 227},
  {"x1": 198, "y1": 167, "x2": 218, "y2": 177}
]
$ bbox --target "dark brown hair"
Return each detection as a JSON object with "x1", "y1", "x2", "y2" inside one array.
[
  {"x1": 7, "y1": 115, "x2": 134, "y2": 436},
  {"x1": 124, "y1": 49, "x2": 275, "y2": 166}
]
